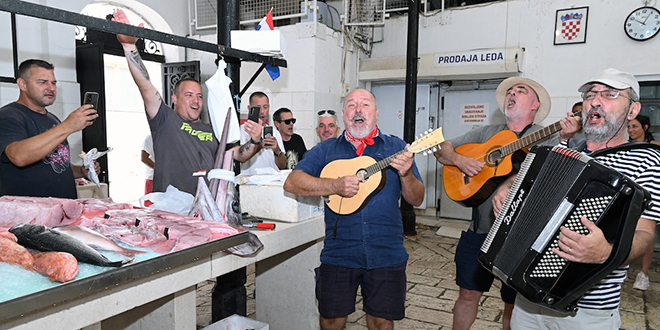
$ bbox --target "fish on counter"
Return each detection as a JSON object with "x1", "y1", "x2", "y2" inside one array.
[
  {"x1": 32, "y1": 251, "x2": 79, "y2": 282},
  {"x1": 0, "y1": 229, "x2": 17, "y2": 242},
  {"x1": 0, "y1": 236, "x2": 79, "y2": 282},
  {"x1": 0, "y1": 195, "x2": 83, "y2": 227},
  {"x1": 9, "y1": 223, "x2": 131, "y2": 267},
  {"x1": 52, "y1": 225, "x2": 146, "y2": 258},
  {"x1": 0, "y1": 236, "x2": 36, "y2": 270}
]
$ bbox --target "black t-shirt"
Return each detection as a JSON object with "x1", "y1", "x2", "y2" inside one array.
[
  {"x1": 283, "y1": 133, "x2": 307, "y2": 169},
  {"x1": 0, "y1": 102, "x2": 77, "y2": 198}
]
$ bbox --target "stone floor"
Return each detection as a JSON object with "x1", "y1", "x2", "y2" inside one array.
[{"x1": 196, "y1": 217, "x2": 660, "y2": 329}]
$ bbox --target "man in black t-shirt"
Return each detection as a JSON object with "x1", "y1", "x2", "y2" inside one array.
[
  {"x1": 273, "y1": 107, "x2": 307, "y2": 169},
  {"x1": 0, "y1": 59, "x2": 99, "y2": 198}
]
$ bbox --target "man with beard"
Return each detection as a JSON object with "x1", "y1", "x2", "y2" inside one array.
[
  {"x1": 0, "y1": 59, "x2": 98, "y2": 198},
  {"x1": 434, "y1": 77, "x2": 579, "y2": 330},
  {"x1": 497, "y1": 69, "x2": 660, "y2": 329},
  {"x1": 284, "y1": 88, "x2": 424, "y2": 330}
]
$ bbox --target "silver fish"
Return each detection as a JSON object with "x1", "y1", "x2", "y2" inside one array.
[
  {"x1": 51, "y1": 225, "x2": 146, "y2": 258},
  {"x1": 9, "y1": 223, "x2": 131, "y2": 267}
]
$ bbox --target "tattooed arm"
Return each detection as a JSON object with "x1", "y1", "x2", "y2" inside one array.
[
  {"x1": 112, "y1": 9, "x2": 161, "y2": 119},
  {"x1": 232, "y1": 120, "x2": 263, "y2": 163}
]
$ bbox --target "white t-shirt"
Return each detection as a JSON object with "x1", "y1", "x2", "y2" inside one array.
[
  {"x1": 141, "y1": 135, "x2": 155, "y2": 180},
  {"x1": 239, "y1": 124, "x2": 284, "y2": 175}
]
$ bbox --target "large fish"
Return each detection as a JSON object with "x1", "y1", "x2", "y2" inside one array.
[
  {"x1": 9, "y1": 223, "x2": 131, "y2": 267},
  {"x1": 52, "y1": 225, "x2": 146, "y2": 258}
]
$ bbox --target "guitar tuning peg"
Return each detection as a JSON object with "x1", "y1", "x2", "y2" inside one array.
[{"x1": 432, "y1": 147, "x2": 437, "y2": 152}]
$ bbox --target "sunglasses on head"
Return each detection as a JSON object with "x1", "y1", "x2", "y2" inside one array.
[
  {"x1": 278, "y1": 118, "x2": 296, "y2": 125},
  {"x1": 317, "y1": 110, "x2": 336, "y2": 116}
]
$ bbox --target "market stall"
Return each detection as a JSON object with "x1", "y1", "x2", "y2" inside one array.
[{"x1": 0, "y1": 216, "x2": 324, "y2": 330}]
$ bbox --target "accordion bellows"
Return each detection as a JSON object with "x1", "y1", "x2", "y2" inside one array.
[{"x1": 479, "y1": 145, "x2": 652, "y2": 313}]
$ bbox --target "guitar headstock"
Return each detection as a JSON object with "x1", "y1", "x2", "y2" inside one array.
[{"x1": 408, "y1": 127, "x2": 444, "y2": 155}]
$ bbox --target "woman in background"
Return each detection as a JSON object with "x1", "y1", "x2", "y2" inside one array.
[{"x1": 628, "y1": 114, "x2": 660, "y2": 291}]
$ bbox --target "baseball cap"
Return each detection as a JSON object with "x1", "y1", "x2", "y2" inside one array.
[
  {"x1": 495, "y1": 76, "x2": 551, "y2": 123},
  {"x1": 577, "y1": 68, "x2": 639, "y2": 98}
]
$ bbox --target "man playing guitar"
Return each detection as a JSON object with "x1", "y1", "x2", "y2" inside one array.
[
  {"x1": 433, "y1": 77, "x2": 580, "y2": 330},
  {"x1": 284, "y1": 88, "x2": 424, "y2": 330}
]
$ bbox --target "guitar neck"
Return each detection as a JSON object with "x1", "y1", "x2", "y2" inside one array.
[
  {"x1": 500, "y1": 121, "x2": 563, "y2": 157},
  {"x1": 364, "y1": 149, "x2": 406, "y2": 178}
]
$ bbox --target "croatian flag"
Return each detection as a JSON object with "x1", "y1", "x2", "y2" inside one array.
[{"x1": 256, "y1": 9, "x2": 280, "y2": 80}]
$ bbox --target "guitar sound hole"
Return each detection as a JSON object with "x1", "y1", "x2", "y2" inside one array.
[
  {"x1": 487, "y1": 150, "x2": 502, "y2": 164},
  {"x1": 356, "y1": 169, "x2": 368, "y2": 180}
]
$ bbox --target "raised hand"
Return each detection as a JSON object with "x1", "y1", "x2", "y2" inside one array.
[{"x1": 111, "y1": 9, "x2": 144, "y2": 46}]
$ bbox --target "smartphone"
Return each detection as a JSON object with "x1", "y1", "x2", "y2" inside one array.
[
  {"x1": 248, "y1": 105, "x2": 261, "y2": 123},
  {"x1": 262, "y1": 126, "x2": 273, "y2": 138},
  {"x1": 83, "y1": 92, "x2": 99, "y2": 122}
]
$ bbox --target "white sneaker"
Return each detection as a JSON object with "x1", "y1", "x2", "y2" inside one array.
[{"x1": 633, "y1": 272, "x2": 650, "y2": 291}]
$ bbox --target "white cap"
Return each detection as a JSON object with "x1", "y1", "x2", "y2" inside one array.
[{"x1": 578, "y1": 68, "x2": 639, "y2": 98}]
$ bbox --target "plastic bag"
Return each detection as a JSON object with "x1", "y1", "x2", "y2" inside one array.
[
  {"x1": 139, "y1": 185, "x2": 194, "y2": 215},
  {"x1": 80, "y1": 147, "x2": 113, "y2": 185}
]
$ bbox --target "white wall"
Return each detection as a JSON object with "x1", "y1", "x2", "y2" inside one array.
[{"x1": 366, "y1": 0, "x2": 660, "y2": 126}]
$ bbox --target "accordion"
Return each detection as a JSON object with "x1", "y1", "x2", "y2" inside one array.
[{"x1": 479, "y1": 145, "x2": 652, "y2": 313}]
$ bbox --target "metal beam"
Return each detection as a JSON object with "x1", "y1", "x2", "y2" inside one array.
[{"x1": 0, "y1": 0, "x2": 287, "y2": 68}]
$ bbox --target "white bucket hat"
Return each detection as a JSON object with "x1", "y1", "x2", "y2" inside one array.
[{"x1": 496, "y1": 77, "x2": 551, "y2": 123}]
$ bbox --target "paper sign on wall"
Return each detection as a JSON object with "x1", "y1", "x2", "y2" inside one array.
[{"x1": 461, "y1": 103, "x2": 489, "y2": 125}]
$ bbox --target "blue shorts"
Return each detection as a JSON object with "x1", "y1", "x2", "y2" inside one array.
[
  {"x1": 315, "y1": 262, "x2": 407, "y2": 320},
  {"x1": 455, "y1": 230, "x2": 516, "y2": 304}
]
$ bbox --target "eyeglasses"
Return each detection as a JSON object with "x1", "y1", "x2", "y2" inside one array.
[
  {"x1": 277, "y1": 118, "x2": 296, "y2": 125},
  {"x1": 582, "y1": 89, "x2": 631, "y2": 102},
  {"x1": 317, "y1": 110, "x2": 336, "y2": 116}
]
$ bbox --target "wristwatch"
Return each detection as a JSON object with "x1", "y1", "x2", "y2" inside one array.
[
  {"x1": 250, "y1": 137, "x2": 262, "y2": 145},
  {"x1": 275, "y1": 150, "x2": 284, "y2": 157}
]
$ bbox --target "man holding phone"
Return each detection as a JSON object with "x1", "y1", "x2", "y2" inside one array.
[
  {"x1": 0, "y1": 59, "x2": 99, "y2": 198},
  {"x1": 234, "y1": 91, "x2": 286, "y2": 175}
]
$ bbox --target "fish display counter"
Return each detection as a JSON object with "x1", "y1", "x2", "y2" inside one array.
[{"x1": 0, "y1": 215, "x2": 325, "y2": 330}]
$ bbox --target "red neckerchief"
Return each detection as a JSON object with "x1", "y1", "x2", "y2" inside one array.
[{"x1": 345, "y1": 126, "x2": 378, "y2": 155}]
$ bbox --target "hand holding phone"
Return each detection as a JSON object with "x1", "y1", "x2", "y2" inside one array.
[
  {"x1": 83, "y1": 92, "x2": 99, "y2": 123},
  {"x1": 248, "y1": 105, "x2": 261, "y2": 123},
  {"x1": 262, "y1": 126, "x2": 273, "y2": 138}
]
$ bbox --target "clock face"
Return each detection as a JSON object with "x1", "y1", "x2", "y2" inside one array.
[{"x1": 625, "y1": 6, "x2": 660, "y2": 41}]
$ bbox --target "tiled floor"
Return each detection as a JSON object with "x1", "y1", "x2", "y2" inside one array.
[{"x1": 196, "y1": 217, "x2": 660, "y2": 329}]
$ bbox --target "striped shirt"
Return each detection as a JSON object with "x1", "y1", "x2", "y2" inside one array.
[{"x1": 561, "y1": 141, "x2": 660, "y2": 309}]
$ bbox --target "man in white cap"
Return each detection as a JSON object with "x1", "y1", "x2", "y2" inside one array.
[
  {"x1": 434, "y1": 76, "x2": 579, "y2": 330},
  {"x1": 506, "y1": 69, "x2": 660, "y2": 329}
]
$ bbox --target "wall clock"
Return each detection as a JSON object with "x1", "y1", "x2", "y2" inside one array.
[{"x1": 625, "y1": 6, "x2": 660, "y2": 41}]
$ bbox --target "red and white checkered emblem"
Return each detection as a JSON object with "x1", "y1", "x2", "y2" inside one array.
[
  {"x1": 560, "y1": 13, "x2": 584, "y2": 41},
  {"x1": 562, "y1": 20, "x2": 581, "y2": 40}
]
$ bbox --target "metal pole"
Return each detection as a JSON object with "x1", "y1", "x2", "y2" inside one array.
[
  {"x1": 218, "y1": 0, "x2": 242, "y2": 109},
  {"x1": 213, "y1": 1, "x2": 247, "y2": 323},
  {"x1": 401, "y1": 0, "x2": 420, "y2": 236}
]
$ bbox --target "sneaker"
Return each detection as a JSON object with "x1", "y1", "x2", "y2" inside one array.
[{"x1": 633, "y1": 272, "x2": 649, "y2": 291}]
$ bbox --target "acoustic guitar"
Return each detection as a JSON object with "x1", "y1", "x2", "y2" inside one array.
[
  {"x1": 443, "y1": 111, "x2": 579, "y2": 207},
  {"x1": 320, "y1": 127, "x2": 444, "y2": 215}
]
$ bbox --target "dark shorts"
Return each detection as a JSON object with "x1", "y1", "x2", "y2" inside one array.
[
  {"x1": 315, "y1": 262, "x2": 407, "y2": 320},
  {"x1": 455, "y1": 230, "x2": 516, "y2": 304}
]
